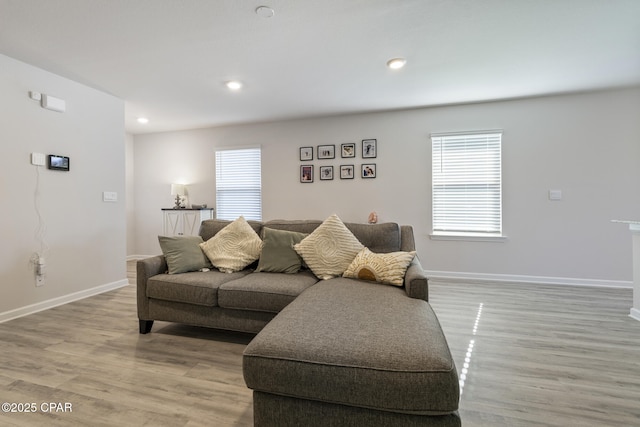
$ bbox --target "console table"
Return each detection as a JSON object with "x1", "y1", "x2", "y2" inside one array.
[
  {"x1": 612, "y1": 220, "x2": 640, "y2": 321},
  {"x1": 163, "y1": 208, "x2": 214, "y2": 237}
]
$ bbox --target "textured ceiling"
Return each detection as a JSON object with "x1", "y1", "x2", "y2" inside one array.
[{"x1": 1, "y1": 0, "x2": 639, "y2": 134}]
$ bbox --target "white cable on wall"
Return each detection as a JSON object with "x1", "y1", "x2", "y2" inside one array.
[{"x1": 31, "y1": 165, "x2": 49, "y2": 270}]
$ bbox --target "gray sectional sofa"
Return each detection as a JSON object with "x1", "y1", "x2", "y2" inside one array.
[{"x1": 137, "y1": 218, "x2": 460, "y2": 426}]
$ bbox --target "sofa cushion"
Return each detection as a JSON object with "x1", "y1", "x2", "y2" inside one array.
[
  {"x1": 345, "y1": 222, "x2": 402, "y2": 253},
  {"x1": 158, "y1": 235, "x2": 213, "y2": 274},
  {"x1": 262, "y1": 219, "x2": 323, "y2": 234},
  {"x1": 200, "y1": 216, "x2": 263, "y2": 273},
  {"x1": 264, "y1": 220, "x2": 402, "y2": 253},
  {"x1": 243, "y1": 278, "x2": 459, "y2": 415},
  {"x1": 256, "y1": 228, "x2": 308, "y2": 274},
  {"x1": 343, "y1": 247, "x2": 416, "y2": 286},
  {"x1": 147, "y1": 270, "x2": 249, "y2": 306},
  {"x1": 219, "y1": 271, "x2": 319, "y2": 313},
  {"x1": 293, "y1": 214, "x2": 364, "y2": 280}
]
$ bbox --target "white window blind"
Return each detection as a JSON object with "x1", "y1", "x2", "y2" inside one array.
[
  {"x1": 215, "y1": 147, "x2": 262, "y2": 221},
  {"x1": 432, "y1": 131, "x2": 502, "y2": 235}
]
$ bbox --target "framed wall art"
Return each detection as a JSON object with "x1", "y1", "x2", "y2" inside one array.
[
  {"x1": 317, "y1": 144, "x2": 335, "y2": 159},
  {"x1": 341, "y1": 143, "x2": 355, "y2": 158},
  {"x1": 340, "y1": 165, "x2": 355, "y2": 179},
  {"x1": 300, "y1": 146, "x2": 313, "y2": 161},
  {"x1": 362, "y1": 139, "x2": 377, "y2": 158},
  {"x1": 361, "y1": 163, "x2": 376, "y2": 178},
  {"x1": 320, "y1": 166, "x2": 334, "y2": 180},
  {"x1": 300, "y1": 165, "x2": 314, "y2": 183}
]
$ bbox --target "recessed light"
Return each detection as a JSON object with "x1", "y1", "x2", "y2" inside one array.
[
  {"x1": 137, "y1": 117, "x2": 149, "y2": 124},
  {"x1": 386, "y1": 58, "x2": 407, "y2": 70},
  {"x1": 226, "y1": 81, "x2": 243, "y2": 90},
  {"x1": 255, "y1": 6, "x2": 275, "y2": 18}
]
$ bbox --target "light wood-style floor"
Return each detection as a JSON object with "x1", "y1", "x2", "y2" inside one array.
[{"x1": 0, "y1": 262, "x2": 638, "y2": 426}]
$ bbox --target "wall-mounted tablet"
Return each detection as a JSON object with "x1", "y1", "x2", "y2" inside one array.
[{"x1": 47, "y1": 155, "x2": 70, "y2": 171}]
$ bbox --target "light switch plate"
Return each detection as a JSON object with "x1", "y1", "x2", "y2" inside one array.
[
  {"x1": 103, "y1": 191, "x2": 118, "y2": 202},
  {"x1": 31, "y1": 152, "x2": 46, "y2": 166},
  {"x1": 549, "y1": 189, "x2": 562, "y2": 201}
]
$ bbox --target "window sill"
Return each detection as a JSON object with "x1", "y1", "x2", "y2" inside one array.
[{"x1": 429, "y1": 233, "x2": 508, "y2": 243}]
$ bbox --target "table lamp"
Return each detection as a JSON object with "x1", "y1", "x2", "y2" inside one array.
[{"x1": 171, "y1": 184, "x2": 185, "y2": 209}]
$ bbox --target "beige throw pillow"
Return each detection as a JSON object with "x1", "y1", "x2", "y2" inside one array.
[
  {"x1": 294, "y1": 214, "x2": 363, "y2": 279},
  {"x1": 200, "y1": 216, "x2": 263, "y2": 273},
  {"x1": 343, "y1": 247, "x2": 416, "y2": 286}
]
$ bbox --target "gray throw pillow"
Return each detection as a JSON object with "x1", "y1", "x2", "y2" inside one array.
[
  {"x1": 256, "y1": 228, "x2": 308, "y2": 274},
  {"x1": 158, "y1": 235, "x2": 213, "y2": 274}
]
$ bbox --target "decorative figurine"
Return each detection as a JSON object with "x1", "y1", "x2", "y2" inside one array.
[{"x1": 368, "y1": 211, "x2": 378, "y2": 224}]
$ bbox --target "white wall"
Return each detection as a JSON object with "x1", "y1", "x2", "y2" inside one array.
[
  {"x1": 126, "y1": 133, "x2": 136, "y2": 256},
  {"x1": 132, "y1": 88, "x2": 640, "y2": 285},
  {"x1": 0, "y1": 54, "x2": 127, "y2": 319}
]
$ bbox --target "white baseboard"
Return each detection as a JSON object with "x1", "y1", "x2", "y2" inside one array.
[
  {"x1": 630, "y1": 308, "x2": 640, "y2": 321},
  {"x1": 425, "y1": 270, "x2": 632, "y2": 288},
  {"x1": 0, "y1": 279, "x2": 129, "y2": 324}
]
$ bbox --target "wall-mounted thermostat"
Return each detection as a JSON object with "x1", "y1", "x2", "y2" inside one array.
[{"x1": 48, "y1": 155, "x2": 70, "y2": 171}]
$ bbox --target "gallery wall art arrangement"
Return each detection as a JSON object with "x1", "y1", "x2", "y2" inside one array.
[{"x1": 299, "y1": 139, "x2": 377, "y2": 183}]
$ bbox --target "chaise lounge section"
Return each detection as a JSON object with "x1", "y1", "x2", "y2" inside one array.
[{"x1": 244, "y1": 278, "x2": 460, "y2": 426}]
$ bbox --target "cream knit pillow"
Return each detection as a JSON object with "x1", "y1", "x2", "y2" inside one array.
[
  {"x1": 343, "y1": 247, "x2": 416, "y2": 286},
  {"x1": 294, "y1": 214, "x2": 363, "y2": 280},
  {"x1": 200, "y1": 216, "x2": 263, "y2": 273}
]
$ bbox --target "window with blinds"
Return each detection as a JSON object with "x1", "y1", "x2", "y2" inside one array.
[
  {"x1": 215, "y1": 147, "x2": 262, "y2": 221},
  {"x1": 431, "y1": 131, "x2": 502, "y2": 236}
]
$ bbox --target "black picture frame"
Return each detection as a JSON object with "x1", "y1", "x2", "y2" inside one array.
[
  {"x1": 320, "y1": 166, "x2": 334, "y2": 180},
  {"x1": 361, "y1": 163, "x2": 376, "y2": 178},
  {"x1": 317, "y1": 144, "x2": 335, "y2": 159},
  {"x1": 300, "y1": 165, "x2": 314, "y2": 183},
  {"x1": 340, "y1": 165, "x2": 355, "y2": 179},
  {"x1": 341, "y1": 143, "x2": 356, "y2": 158},
  {"x1": 362, "y1": 139, "x2": 377, "y2": 158},
  {"x1": 300, "y1": 146, "x2": 313, "y2": 161}
]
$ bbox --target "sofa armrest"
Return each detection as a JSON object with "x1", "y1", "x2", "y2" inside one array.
[
  {"x1": 404, "y1": 256, "x2": 429, "y2": 301},
  {"x1": 136, "y1": 255, "x2": 167, "y2": 320}
]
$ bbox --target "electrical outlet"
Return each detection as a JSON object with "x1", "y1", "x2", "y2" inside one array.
[{"x1": 32, "y1": 254, "x2": 45, "y2": 287}]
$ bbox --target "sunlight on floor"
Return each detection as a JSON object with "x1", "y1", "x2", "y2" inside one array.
[{"x1": 460, "y1": 302, "x2": 483, "y2": 396}]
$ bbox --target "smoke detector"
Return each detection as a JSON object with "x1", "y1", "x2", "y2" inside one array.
[{"x1": 255, "y1": 6, "x2": 275, "y2": 18}]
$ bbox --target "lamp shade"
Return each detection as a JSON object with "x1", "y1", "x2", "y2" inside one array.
[{"x1": 170, "y1": 184, "x2": 185, "y2": 196}]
